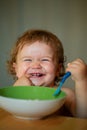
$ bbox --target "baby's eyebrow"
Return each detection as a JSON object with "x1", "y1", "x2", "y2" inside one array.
[
  {"x1": 42, "y1": 55, "x2": 53, "y2": 58},
  {"x1": 21, "y1": 56, "x2": 32, "y2": 59},
  {"x1": 42, "y1": 57, "x2": 52, "y2": 59}
]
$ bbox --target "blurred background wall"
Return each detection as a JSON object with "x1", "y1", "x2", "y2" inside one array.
[{"x1": 0, "y1": 0, "x2": 87, "y2": 88}]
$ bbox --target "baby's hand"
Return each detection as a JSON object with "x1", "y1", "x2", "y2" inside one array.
[
  {"x1": 13, "y1": 74, "x2": 33, "y2": 86},
  {"x1": 66, "y1": 59, "x2": 87, "y2": 82}
]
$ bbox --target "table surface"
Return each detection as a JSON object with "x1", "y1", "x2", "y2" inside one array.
[{"x1": 0, "y1": 108, "x2": 87, "y2": 130}]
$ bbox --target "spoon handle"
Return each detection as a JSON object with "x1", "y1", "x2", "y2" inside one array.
[
  {"x1": 53, "y1": 72, "x2": 71, "y2": 96},
  {"x1": 61, "y1": 71, "x2": 71, "y2": 84}
]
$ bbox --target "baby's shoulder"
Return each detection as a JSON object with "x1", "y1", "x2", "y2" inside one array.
[{"x1": 61, "y1": 87, "x2": 75, "y2": 97}]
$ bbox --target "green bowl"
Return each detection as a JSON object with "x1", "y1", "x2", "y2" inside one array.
[
  {"x1": 0, "y1": 86, "x2": 66, "y2": 100},
  {"x1": 0, "y1": 86, "x2": 66, "y2": 120}
]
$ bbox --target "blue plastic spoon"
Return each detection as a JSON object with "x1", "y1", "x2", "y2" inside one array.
[{"x1": 53, "y1": 72, "x2": 71, "y2": 96}]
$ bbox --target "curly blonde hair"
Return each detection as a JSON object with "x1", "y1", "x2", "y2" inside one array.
[{"x1": 7, "y1": 29, "x2": 66, "y2": 84}]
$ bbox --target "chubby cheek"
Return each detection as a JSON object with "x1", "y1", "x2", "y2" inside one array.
[
  {"x1": 45, "y1": 63, "x2": 57, "y2": 76},
  {"x1": 14, "y1": 64, "x2": 28, "y2": 78}
]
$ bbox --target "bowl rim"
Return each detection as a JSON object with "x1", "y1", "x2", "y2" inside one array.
[{"x1": 0, "y1": 86, "x2": 66, "y2": 101}]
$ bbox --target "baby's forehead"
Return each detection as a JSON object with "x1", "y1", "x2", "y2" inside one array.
[
  {"x1": 19, "y1": 42, "x2": 53, "y2": 53},
  {"x1": 18, "y1": 40, "x2": 59, "y2": 62},
  {"x1": 19, "y1": 40, "x2": 55, "y2": 50}
]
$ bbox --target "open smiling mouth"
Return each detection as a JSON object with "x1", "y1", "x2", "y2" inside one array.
[{"x1": 30, "y1": 73, "x2": 45, "y2": 78}]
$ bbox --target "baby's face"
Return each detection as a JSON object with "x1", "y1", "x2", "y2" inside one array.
[{"x1": 13, "y1": 41, "x2": 59, "y2": 87}]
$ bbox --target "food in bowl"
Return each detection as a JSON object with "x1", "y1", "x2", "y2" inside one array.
[{"x1": 0, "y1": 86, "x2": 66, "y2": 120}]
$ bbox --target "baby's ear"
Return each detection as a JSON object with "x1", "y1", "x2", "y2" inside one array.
[
  {"x1": 13, "y1": 62, "x2": 16, "y2": 69},
  {"x1": 13, "y1": 62, "x2": 18, "y2": 77},
  {"x1": 12, "y1": 62, "x2": 17, "y2": 74}
]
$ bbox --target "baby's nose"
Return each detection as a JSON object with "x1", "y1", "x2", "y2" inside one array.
[{"x1": 31, "y1": 61, "x2": 41, "y2": 69}]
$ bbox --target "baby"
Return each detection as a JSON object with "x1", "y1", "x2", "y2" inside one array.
[{"x1": 7, "y1": 29, "x2": 87, "y2": 118}]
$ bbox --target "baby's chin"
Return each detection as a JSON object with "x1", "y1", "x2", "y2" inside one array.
[
  {"x1": 31, "y1": 80, "x2": 46, "y2": 87},
  {"x1": 31, "y1": 81, "x2": 42, "y2": 86},
  {"x1": 31, "y1": 79, "x2": 52, "y2": 87}
]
